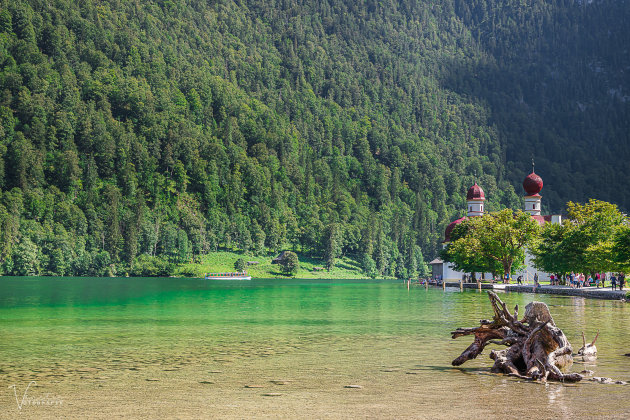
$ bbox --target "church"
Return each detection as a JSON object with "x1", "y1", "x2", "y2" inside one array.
[{"x1": 430, "y1": 170, "x2": 562, "y2": 282}]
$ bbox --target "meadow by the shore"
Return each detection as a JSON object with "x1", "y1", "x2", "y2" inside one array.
[{"x1": 174, "y1": 251, "x2": 384, "y2": 280}]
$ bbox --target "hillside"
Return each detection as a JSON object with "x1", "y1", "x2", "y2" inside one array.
[{"x1": 0, "y1": 0, "x2": 628, "y2": 277}]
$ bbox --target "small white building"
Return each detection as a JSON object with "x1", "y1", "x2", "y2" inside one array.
[{"x1": 438, "y1": 171, "x2": 561, "y2": 282}]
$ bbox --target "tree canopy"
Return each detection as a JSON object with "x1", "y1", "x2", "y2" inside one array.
[
  {"x1": 440, "y1": 220, "x2": 502, "y2": 276},
  {"x1": 442, "y1": 209, "x2": 540, "y2": 277},
  {"x1": 613, "y1": 226, "x2": 630, "y2": 273},
  {"x1": 280, "y1": 251, "x2": 299, "y2": 276},
  {"x1": 0, "y1": 1, "x2": 628, "y2": 277},
  {"x1": 532, "y1": 199, "x2": 627, "y2": 275}
]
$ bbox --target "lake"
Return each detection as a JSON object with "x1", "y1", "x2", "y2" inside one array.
[{"x1": 1, "y1": 277, "x2": 629, "y2": 418}]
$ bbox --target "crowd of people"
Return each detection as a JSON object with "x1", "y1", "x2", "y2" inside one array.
[
  {"x1": 501, "y1": 272, "x2": 626, "y2": 291},
  {"x1": 563, "y1": 272, "x2": 626, "y2": 290},
  {"x1": 436, "y1": 272, "x2": 627, "y2": 291}
]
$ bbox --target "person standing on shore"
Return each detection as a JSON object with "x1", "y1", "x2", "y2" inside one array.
[
  {"x1": 602, "y1": 272, "x2": 606, "y2": 288},
  {"x1": 619, "y1": 273, "x2": 625, "y2": 291},
  {"x1": 595, "y1": 272, "x2": 601, "y2": 288},
  {"x1": 611, "y1": 274, "x2": 617, "y2": 290},
  {"x1": 534, "y1": 272, "x2": 539, "y2": 287}
]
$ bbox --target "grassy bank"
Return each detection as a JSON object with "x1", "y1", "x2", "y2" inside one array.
[{"x1": 174, "y1": 251, "x2": 385, "y2": 279}]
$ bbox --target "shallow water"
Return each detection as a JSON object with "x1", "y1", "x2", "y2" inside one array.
[{"x1": 0, "y1": 277, "x2": 629, "y2": 418}]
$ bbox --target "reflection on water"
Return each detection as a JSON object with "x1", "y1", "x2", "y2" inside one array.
[{"x1": 0, "y1": 277, "x2": 629, "y2": 418}]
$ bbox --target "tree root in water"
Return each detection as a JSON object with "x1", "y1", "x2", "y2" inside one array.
[{"x1": 451, "y1": 291, "x2": 582, "y2": 382}]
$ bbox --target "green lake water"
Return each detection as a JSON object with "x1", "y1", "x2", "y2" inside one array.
[{"x1": 1, "y1": 277, "x2": 629, "y2": 418}]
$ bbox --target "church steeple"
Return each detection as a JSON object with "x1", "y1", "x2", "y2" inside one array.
[
  {"x1": 466, "y1": 182, "x2": 485, "y2": 217},
  {"x1": 523, "y1": 163, "x2": 543, "y2": 216}
]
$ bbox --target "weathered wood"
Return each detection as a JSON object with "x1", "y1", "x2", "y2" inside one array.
[
  {"x1": 451, "y1": 325, "x2": 508, "y2": 366},
  {"x1": 577, "y1": 330, "x2": 598, "y2": 361},
  {"x1": 451, "y1": 291, "x2": 582, "y2": 382}
]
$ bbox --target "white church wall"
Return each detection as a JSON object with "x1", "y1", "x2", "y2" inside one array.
[
  {"x1": 513, "y1": 250, "x2": 550, "y2": 283},
  {"x1": 441, "y1": 249, "x2": 551, "y2": 283}
]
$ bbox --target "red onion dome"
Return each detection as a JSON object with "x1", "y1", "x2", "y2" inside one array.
[
  {"x1": 466, "y1": 183, "x2": 485, "y2": 200},
  {"x1": 444, "y1": 217, "x2": 467, "y2": 242},
  {"x1": 523, "y1": 172, "x2": 543, "y2": 196}
]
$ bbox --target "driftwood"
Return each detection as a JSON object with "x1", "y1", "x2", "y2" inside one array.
[
  {"x1": 451, "y1": 291, "x2": 582, "y2": 382},
  {"x1": 577, "y1": 331, "x2": 598, "y2": 361}
]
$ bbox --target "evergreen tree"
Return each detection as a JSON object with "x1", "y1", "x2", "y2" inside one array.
[
  {"x1": 234, "y1": 258, "x2": 247, "y2": 272},
  {"x1": 325, "y1": 223, "x2": 342, "y2": 271},
  {"x1": 375, "y1": 221, "x2": 387, "y2": 275},
  {"x1": 361, "y1": 252, "x2": 377, "y2": 279},
  {"x1": 11, "y1": 237, "x2": 39, "y2": 276},
  {"x1": 0, "y1": 0, "x2": 627, "y2": 276}
]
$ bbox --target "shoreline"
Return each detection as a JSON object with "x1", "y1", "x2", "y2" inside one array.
[
  {"x1": 174, "y1": 251, "x2": 392, "y2": 280},
  {"x1": 441, "y1": 282, "x2": 628, "y2": 301}
]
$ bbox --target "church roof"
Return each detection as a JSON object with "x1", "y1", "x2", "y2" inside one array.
[
  {"x1": 531, "y1": 215, "x2": 553, "y2": 225},
  {"x1": 444, "y1": 217, "x2": 467, "y2": 242},
  {"x1": 523, "y1": 172, "x2": 543, "y2": 196},
  {"x1": 466, "y1": 183, "x2": 485, "y2": 200}
]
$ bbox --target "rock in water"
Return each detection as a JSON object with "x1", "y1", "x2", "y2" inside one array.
[{"x1": 590, "y1": 377, "x2": 614, "y2": 384}]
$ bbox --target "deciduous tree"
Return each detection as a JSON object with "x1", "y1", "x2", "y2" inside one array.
[
  {"x1": 280, "y1": 251, "x2": 299, "y2": 276},
  {"x1": 442, "y1": 210, "x2": 539, "y2": 278}
]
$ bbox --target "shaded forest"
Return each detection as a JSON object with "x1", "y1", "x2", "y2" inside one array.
[{"x1": 0, "y1": 0, "x2": 628, "y2": 276}]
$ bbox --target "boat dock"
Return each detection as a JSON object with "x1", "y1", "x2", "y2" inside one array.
[{"x1": 440, "y1": 282, "x2": 627, "y2": 301}]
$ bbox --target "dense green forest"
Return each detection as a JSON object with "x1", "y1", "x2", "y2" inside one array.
[{"x1": 0, "y1": 0, "x2": 628, "y2": 277}]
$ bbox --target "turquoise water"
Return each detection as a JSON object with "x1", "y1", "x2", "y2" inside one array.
[{"x1": 1, "y1": 277, "x2": 629, "y2": 418}]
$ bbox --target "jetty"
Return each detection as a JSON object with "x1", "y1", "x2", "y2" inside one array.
[{"x1": 440, "y1": 282, "x2": 627, "y2": 301}]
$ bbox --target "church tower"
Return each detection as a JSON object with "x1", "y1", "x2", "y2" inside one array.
[
  {"x1": 466, "y1": 183, "x2": 485, "y2": 217},
  {"x1": 443, "y1": 182, "x2": 486, "y2": 243},
  {"x1": 523, "y1": 171, "x2": 543, "y2": 216}
]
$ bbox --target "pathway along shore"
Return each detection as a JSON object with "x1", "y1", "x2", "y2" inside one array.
[{"x1": 440, "y1": 282, "x2": 628, "y2": 301}]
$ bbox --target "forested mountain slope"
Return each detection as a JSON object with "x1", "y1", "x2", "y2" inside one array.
[
  {"x1": 0, "y1": 0, "x2": 627, "y2": 276},
  {"x1": 452, "y1": 0, "x2": 630, "y2": 207}
]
